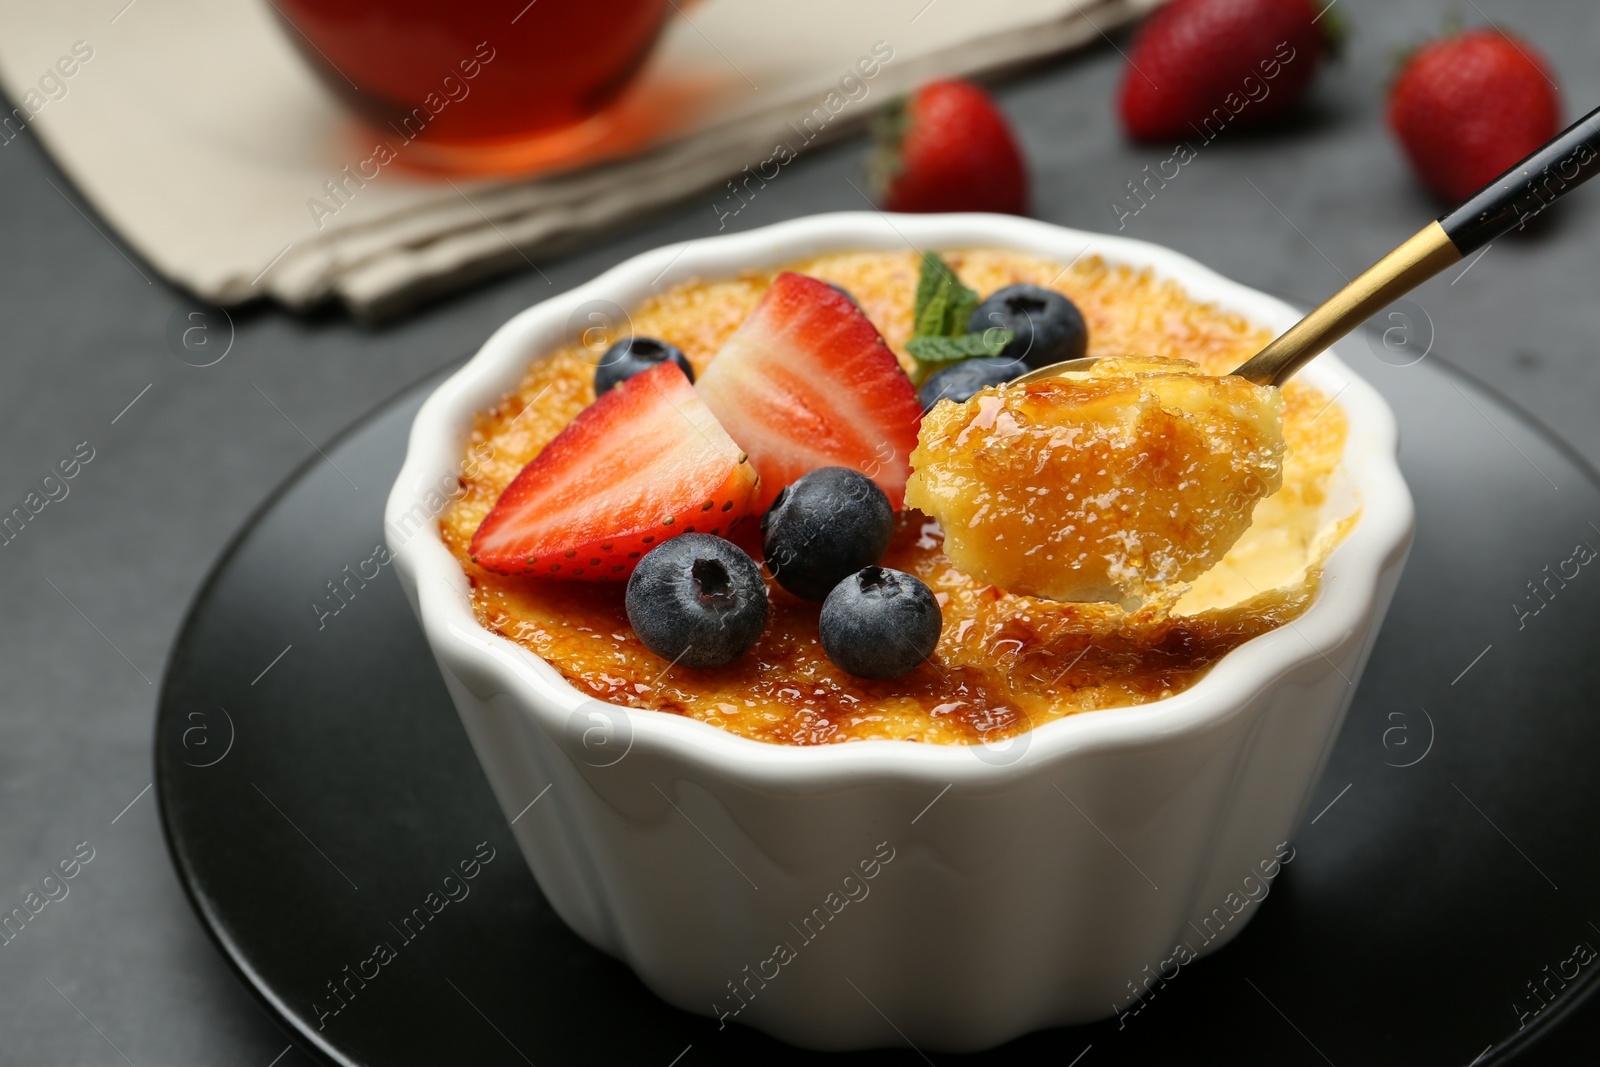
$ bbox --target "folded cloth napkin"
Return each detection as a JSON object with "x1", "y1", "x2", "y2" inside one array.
[{"x1": 0, "y1": 0, "x2": 1158, "y2": 318}]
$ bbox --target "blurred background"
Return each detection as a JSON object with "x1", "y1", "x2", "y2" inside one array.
[{"x1": 0, "y1": 0, "x2": 1596, "y2": 1062}]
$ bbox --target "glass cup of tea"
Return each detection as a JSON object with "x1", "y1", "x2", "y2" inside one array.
[{"x1": 271, "y1": 0, "x2": 673, "y2": 171}]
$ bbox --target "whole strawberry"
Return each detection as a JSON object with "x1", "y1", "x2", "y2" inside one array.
[
  {"x1": 1118, "y1": 0, "x2": 1331, "y2": 142},
  {"x1": 1388, "y1": 28, "x2": 1561, "y2": 205},
  {"x1": 870, "y1": 79, "x2": 1028, "y2": 215}
]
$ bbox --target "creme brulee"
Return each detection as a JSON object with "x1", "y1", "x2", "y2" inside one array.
[
  {"x1": 906, "y1": 356, "x2": 1288, "y2": 609},
  {"x1": 438, "y1": 249, "x2": 1352, "y2": 746}
]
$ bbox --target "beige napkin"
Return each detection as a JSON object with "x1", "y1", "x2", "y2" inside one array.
[{"x1": 0, "y1": 0, "x2": 1158, "y2": 318}]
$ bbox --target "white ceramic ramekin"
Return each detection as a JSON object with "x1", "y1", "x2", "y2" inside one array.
[{"x1": 385, "y1": 213, "x2": 1413, "y2": 1052}]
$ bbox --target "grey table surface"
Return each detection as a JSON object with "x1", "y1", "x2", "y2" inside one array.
[{"x1": 2, "y1": 1, "x2": 1597, "y2": 1064}]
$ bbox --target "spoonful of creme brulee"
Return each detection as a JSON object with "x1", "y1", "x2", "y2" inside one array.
[{"x1": 907, "y1": 104, "x2": 1600, "y2": 608}]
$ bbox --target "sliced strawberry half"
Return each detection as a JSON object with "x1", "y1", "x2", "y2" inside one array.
[
  {"x1": 695, "y1": 272, "x2": 922, "y2": 511},
  {"x1": 470, "y1": 361, "x2": 759, "y2": 580}
]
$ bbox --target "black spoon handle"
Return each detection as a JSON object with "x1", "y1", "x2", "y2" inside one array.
[
  {"x1": 1234, "y1": 102, "x2": 1600, "y2": 386},
  {"x1": 1440, "y1": 103, "x2": 1600, "y2": 255}
]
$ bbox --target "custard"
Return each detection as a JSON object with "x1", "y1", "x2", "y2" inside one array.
[
  {"x1": 438, "y1": 249, "x2": 1351, "y2": 746},
  {"x1": 905, "y1": 356, "x2": 1286, "y2": 608}
]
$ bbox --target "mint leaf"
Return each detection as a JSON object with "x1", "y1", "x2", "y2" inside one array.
[
  {"x1": 907, "y1": 328, "x2": 1014, "y2": 385},
  {"x1": 945, "y1": 285, "x2": 979, "y2": 338},
  {"x1": 915, "y1": 277, "x2": 950, "y2": 339},
  {"x1": 912, "y1": 252, "x2": 981, "y2": 338},
  {"x1": 912, "y1": 251, "x2": 951, "y2": 335},
  {"x1": 907, "y1": 253, "x2": 1010, "y2": 385},
  {"x1": 908, "y1": 331, "x2": 1013, "y2": 362}
]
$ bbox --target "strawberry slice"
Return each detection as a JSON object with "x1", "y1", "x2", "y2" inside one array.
[
  {"x1": 695, "y1": 272, "x2": 922, "y2": 511},
  {"x1": 470, "y1": 361, "x2": 759, "y2": 580}
]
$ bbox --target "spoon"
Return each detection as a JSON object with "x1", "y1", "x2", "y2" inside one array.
[{"x1": 1014, "y1": 103, "x2": 1600, "y2": 389}]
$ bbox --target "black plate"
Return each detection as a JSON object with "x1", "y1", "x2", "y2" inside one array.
[{"x1": 157, "y1": 330, "x2": 1600, "y2": 1066}]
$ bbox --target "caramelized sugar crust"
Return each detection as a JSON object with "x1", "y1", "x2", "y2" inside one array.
[
  {"x1": 437, "y1": 250, "x2": 1349, "y2": 746},
  {"x1": 906, "y1": 356, "x2": 1287, "y2": 608}
]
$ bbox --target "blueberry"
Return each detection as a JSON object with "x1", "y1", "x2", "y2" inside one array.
[
  {"x1": 819, "y1": 566, "x2": 942, "y2": 680},
  {"x1": 826, "y1": 282, "x2": 859, "y2": 306},
  {"x1": 625, "y1": 534, "x2": 767, "y2": 668},
  {"x1": 761, "y1": 467, "x2": 894, "y2": 602},
  {"x1": 918, "y1": 356, "x2": 1025, "y2": 409},
  {"x1": 968, "y1": 284, "x2": 1088, "y2": 370},
  {"x1": 595, "y1": 336, "x2": 694, "y2": 396}
]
